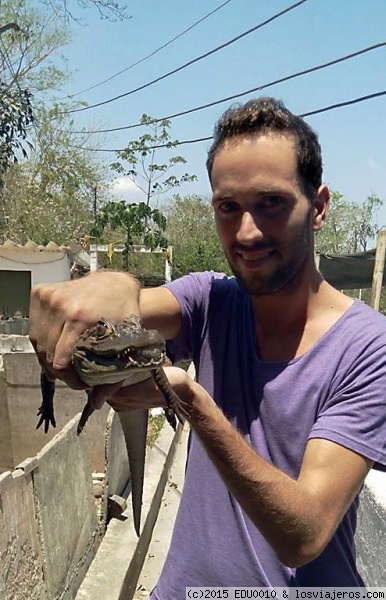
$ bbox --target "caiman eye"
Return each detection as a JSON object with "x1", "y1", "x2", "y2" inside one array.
[{"x1": 95, "y1": 320, "x2": 109, "y2": 338}]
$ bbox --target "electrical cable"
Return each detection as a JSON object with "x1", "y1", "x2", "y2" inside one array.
[
  {"x1": 70, "y1": 0, "x2": 234, "y2": 97},
  {"x1": 60, "y1": 0, "x2": 308, "y2": 115},
  {"x1": 71, "y1": 89, "x2": 386, "y2": 153},
  {"x1": 63, "y1": 41, "x2": 386, "y2": 135}
]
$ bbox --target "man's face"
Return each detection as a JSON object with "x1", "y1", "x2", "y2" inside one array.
[{"x1": 210, "y1": 133, "x2": 321, "y2": 296}]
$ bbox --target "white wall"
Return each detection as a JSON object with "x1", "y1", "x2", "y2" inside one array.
[{"x1": 0, "y1": 247, "x2": 71, "y2": 285}]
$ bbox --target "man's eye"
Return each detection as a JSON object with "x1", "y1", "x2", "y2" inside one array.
[
  {"x1": 218, "y1": 201, "x2": 239, "y2": 214},
  {"x1": 263, "y1": 196, "x2": 285, "y2": 209}
]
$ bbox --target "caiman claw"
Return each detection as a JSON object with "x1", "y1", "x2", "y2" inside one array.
[{"x1": 37, "y1": 371, "x2": 57, "y2": 433}]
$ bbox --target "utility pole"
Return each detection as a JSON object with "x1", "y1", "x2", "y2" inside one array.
[{"x1": 93, "y1": 186, "x2": 97, "y2": 220}]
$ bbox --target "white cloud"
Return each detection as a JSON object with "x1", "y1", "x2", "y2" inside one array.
[{"x1": 110, "y1": 177, "x2": 145, "y2": 202}]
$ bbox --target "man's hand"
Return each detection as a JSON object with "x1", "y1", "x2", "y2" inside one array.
[
  {"x1": 29, "y1": 271, "x2": 141, "y2": 389},
  {"x1": 101, "y1": 366, "x2": 191, "y2": 412}
]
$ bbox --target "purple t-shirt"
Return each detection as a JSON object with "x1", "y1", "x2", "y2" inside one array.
[{"x1": 151, "y1": 272, "x2": 386, "y2": 598}]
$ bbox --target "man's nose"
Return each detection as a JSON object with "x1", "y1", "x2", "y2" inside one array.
[{"x1": 236, "y1": 211, "x2": 264, "y2": 246}]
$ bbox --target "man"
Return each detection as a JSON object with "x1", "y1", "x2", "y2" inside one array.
[{"x1": 30, "y1": 97, "x2": 386, "y2": 594}]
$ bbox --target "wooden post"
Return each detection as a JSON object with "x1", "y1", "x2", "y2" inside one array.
[{"x1": 370, "y1": 229, "x2": 386, "y2": 310}]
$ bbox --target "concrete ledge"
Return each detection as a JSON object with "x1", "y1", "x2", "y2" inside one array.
[{"x1": 76, "y1": 421, "x2": 184, "y2": 600}]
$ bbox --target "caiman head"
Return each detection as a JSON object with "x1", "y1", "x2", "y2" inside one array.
[{"x1": 72, "y1": 315, "x2": 166, "y2": 386}]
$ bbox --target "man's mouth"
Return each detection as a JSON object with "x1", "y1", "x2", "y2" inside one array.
[{"x1": 236, "y1": 248, "x2": 276, "y2": 263}]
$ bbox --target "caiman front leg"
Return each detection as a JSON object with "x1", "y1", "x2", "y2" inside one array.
[
  {"x1": 37, "y1": 370, "x2": 57, "y2": 433},
  {"x1": 38, "y1": 370, "x2": 93, "y2": 436},
  {"x1": 152, "y1": 367, "x2": 183, "y2": 431},
  {"x1": 77, "y1": 393, "x2": 95, "y2": 434}
]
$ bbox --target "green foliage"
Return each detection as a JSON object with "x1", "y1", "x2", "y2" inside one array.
[
  {"x1": 111, "y1": 115, "x2": 197, "y2": 207},
  {"x1": 316, "y1": 191, "x2": 383, "y2": 255},
  {"x1": 165, "y1": 194, "x2": 229, "y2": 278},
  {"x1": 0, "y1": 0, "x2": 130, "y2": 244},
  {"x1": 0, "y1": 0, "x2": 71, "y2": 180},
  {"x1": 316, "y1": 191, "x2": 386, "y2": 313},
  {"x1": 0, "y1": 0, "x2": 70, "y2": 93},
  {"x1": 92, "y1": 200, "x2": 168, "y2": 270},
  {"x1": 1, "y1": 105, "x2": 106, "y2": 245},
  {"x1": 0, "y1": 85, "x2": 34, "y2": 180}
]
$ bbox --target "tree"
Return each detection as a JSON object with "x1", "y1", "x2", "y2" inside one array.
[
  {"x1": 315, "y1": 191, "x2": 383, "y2": 255},
  {"x1": 0, "y1": 84, "x2": 34, "y2": 182},
  {"x1": 1, "y1": 105, "x2": 106, "y2": 245},
  {"x1": 0, "y1": 0, "x2": 129, "y2": 182},
  {"x1": 42, "y1": 0, "x2": 129, "y2": 22},
  {"x1": 0, "y1": 0, "x2": 121, "y2": 243},
  {"x1": 0, "y1": 0, "x2": 72, "y2": 182},
  {"x1": 165, "y1": 194, "x2": 229, "y2": 278},
  {"x1": 91, "y1": 200, "x2": 168, "y2": 270},
  {"x1": 111, "y1": 114, "x2": 197, "y2": 208},
  {"x1": 0, "y1": 22, "x2": 34, "y2": 176},
  {"x1": 0, "y1": 1, "x2": 70, "y2": 93}
]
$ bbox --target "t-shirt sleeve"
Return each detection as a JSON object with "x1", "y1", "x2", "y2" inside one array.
[
  {"x1": 309, "y1": 339, "x2": 386, "y2": 471},
  {"x1": 163, "y1": 271, "x2": 225, "y2": 364}
]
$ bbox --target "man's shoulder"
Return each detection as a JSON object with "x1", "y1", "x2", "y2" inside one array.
[
  {"x1": 332, "y1": 300, "x2": 386, "y2": 364},
  {"x1": 348, "y1": 300, "x2": 386, "y2": 336},
  {"x1": 167, "y1": 271, "x2": 239, "y2": 296}
]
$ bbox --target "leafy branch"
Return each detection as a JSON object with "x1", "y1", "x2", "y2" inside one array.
[{"x1": 111, "y1": 114, "x2": 197, "y2": 207}]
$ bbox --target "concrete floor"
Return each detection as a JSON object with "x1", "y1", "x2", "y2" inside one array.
[
  {"x1": 75, "y1": 421, "x2": 189, "y2": 600},
  {"x1": 133, "y1": 423, "x2": 188, "y2": 598}
]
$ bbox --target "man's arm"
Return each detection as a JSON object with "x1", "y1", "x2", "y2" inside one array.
[
  {"x1": 111, "y1": 367, "x2": 373, "y2": 568},
  {"x1": 140, "y1": 286, "x2": 181, "y2": 339},
  {"x1": 177, "y1": 374, "x2": 373, "y2": 567}
]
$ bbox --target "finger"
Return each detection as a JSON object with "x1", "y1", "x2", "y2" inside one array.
[
  {"x1": 51, "y1": 318, "x2": 90, "y2": 371},
  {"x1": 107, "y1": 377, "x2": 167, "y2": 412},
  {"x1": 29, "y1": 282, "x2": 66, "y2": 352}
]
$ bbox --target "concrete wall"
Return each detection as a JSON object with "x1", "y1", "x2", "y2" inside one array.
[
  {"x1": 0, "y1": 334, "x2": 134, "y2": 598},
  {"x1": 0, "y1": 407, "x2": 132, "y2": 600},
  {"x1": 356, "y1": 470, "x2": 386, "y2": 585},
  {"x1": 0, "y1": 246, "x2": 71, "y2": 286},
  {"x1": 0, "y1": 416, "x2": 97, "y2": 600},
  {"x1": 0, "y1": 343, "x2": 111, "y2": 473}
]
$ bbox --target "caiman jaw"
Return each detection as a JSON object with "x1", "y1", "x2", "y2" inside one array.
[{"x1": 71, "y1": 316, "x2": 166, "y2": 386}]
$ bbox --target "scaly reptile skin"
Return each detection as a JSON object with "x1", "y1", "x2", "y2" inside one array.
[
  {"x1": 37, "y1": 315, "x2": 182, "y2": 534},
  {"x1": 37, "y1": 315, "x2": 180, "y2": 433}
]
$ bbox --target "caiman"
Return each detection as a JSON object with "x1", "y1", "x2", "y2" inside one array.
[{"x1": 37, "y1": 315, "x2": 182, "y2": 534}]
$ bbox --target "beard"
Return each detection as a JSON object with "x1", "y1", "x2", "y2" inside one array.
[{"x1": 226, "y1": 209, "x2": 313, "y2": 297}]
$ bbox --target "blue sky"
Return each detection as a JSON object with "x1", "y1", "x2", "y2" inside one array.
[{"x1": 57, "y1": 0, "x2": 386, "y2": 228}]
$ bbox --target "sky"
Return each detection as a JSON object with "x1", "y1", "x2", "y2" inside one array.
[{"x1": 55, "y1": 0, "x2": 386, "y2": 229}]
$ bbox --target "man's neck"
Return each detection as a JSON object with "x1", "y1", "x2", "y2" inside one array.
[
  {"x1": 250, "y1": 266, "x2": 352, "y2": 361},
  {"x1": 251, "y1": 264, "x2": 322, "y2": 332}
]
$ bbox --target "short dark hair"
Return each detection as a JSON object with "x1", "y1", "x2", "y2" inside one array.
[{"x1": 206, "y1": 97, "x2": 323, "y2": 199}]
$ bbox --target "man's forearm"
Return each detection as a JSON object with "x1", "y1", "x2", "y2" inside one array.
[{"x1": 173, "y1": 377, "x2": 335, "y2": 567}]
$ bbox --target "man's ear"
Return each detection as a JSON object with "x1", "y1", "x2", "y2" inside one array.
[{"x1": 313, "y1": 185, "x2": 330, "y2": 232}]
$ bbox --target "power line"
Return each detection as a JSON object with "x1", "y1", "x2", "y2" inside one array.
[
  {"x1": 60, "y1": 0, "x2": 308, "y2": 115},
  {"x1": 69, "y1": 0, "x2": 234, "y2": 98},
  {"x1": 300, "y1": 90, "x2": 386, "y2": 118},
  {"x1": 63, "y1": 42, "x2": 386, "y2": 135},
  {"x1": 71, "y1": 90, "x2": 386, "y2": 153}
]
